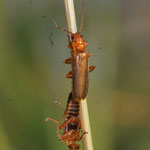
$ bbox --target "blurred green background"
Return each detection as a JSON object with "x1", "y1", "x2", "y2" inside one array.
[{"x1": 0, "y1": 0, "x2": 150, "y2": 150}]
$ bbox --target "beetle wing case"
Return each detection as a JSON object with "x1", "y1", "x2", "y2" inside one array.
[{"x1": 71, "y1": 51, "x2": 89, "y2": 101}]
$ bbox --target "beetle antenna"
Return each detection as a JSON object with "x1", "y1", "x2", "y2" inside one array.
[
  {"x1": 53, "y1": 17, "x2": 74, "y2": 35},
  {"x1": 79, "y1": 0, "x2": 85, "y2": 33}
]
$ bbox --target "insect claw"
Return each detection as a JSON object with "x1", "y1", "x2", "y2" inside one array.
[{"x1": 44, "y1": 118, "x2": 50, "y2": 122}]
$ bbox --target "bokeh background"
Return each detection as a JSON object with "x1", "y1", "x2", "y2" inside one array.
[{"x1": 0, "y1": 0, "x2": 150, "y2": 150}]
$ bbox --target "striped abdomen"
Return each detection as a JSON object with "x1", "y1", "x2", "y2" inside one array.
[
  {"x1": 65, "y1": 93, "x2": 80, "y2": 132},
  {"x1": 65, "y1": 93, "x2": 80, "y2": 119}
]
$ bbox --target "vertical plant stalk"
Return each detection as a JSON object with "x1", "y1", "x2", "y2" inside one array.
[{"x1": 64, "y1": 0, "x2": 94, "y2": 150}]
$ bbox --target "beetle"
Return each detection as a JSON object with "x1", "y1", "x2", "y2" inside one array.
[
  {"x1": 45, "y1": 93, "x2": 87, "y2": 149},
  {"x1": 53, "y1": 12, "x2": 95, "y2": 101}
]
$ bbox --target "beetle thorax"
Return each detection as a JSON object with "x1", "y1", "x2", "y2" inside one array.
[{"x1": 72, "y1": 34, "x2": 87, "y2": 52}]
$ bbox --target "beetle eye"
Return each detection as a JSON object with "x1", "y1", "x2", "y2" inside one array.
[
  {"x1": 71, "y1": 36, "x2": 74, "y2": 40},
  {"x1": 68, "y1": 146, "x2": 73, "y2": 149},
  {"x1": 81, "y1": 35, "x2": 83, "y2": 37}
]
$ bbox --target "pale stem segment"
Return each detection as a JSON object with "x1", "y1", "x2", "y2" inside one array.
[{"x1": 64, "y1": 0, "x2": 94, "y2": 150}]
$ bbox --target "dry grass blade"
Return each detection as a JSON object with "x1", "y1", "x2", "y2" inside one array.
[{"x1": 64, "y1": 0, "x2": 94, "y2": 150}]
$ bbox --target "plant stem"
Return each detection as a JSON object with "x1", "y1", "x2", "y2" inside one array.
[
  {"x1": 64, "y1": 0, "x2": 94, "y2": 150},
  {"x1": 64, "y1": 0, "x2": 77, "y2": 33}
]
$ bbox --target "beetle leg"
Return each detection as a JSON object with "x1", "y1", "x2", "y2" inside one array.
[
  {"x1": 54, "y1": 101, "x2": 65, "y2": 111},
  {"x1": 88, "y1": 53, "x2": 92, "y2": 57},
  {"x1": 44, "y1": 118, "x2": 61, "y2": 138},
  {"x1": 60, "y1": 117, "x2": 73, "y2": 129},
  {"x1": 59, "y1": 112, "x2": 66, "y2": 124},
  {"x1": 66, "y1": 71, "x2": 72, "y2": 79},
  {"x1": 64, "y1": 58, "x2": 71, "y2": 64},
  {"x1": 89, "y1": 66, "x2": 95, "y2": 72},
  {"x1": 79, "y1": 131, "x2": 88, "y2": 140},
  {"x1": 68, "y1": 44, "x2": 72, "y2": 49},
  {"x1": 60, "y1": 130, "x2": 78, "y2": 141}
]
